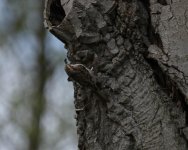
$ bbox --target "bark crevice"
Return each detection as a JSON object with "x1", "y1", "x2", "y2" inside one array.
[
  {"x1": 145, "y1": 57, "x2": 188, "y2": 125},
  {"x1": 49, "y1": 0, "x2": 65, "y2": 26},
  {"x1": 157, "y1": 0, "x2": 167, "y2": 6}
]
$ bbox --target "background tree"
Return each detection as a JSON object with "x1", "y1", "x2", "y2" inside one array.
[
  {"x1": 0, "y1": 0, "x2": 77, "y2": 150},
  {"x1": 44, "y1": 0, "x2": 188, "y2": 149}
]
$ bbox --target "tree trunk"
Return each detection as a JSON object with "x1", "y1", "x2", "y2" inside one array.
[{"x1": 44, "y1": 0, "x2": 188, "y2": 149}]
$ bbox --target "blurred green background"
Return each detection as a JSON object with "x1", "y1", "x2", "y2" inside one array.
[{"x1": 0, "y1": 0, "x2": 77, "y2": 150}]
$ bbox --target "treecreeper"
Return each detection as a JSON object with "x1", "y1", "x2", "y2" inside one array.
[{"x1": 65, "y1": 63, "x2": 108, "y2": 103}]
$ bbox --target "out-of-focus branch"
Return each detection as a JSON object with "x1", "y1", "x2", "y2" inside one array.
[{"x1": 28, "y1": 1, "x2": 47, "y2": 150}]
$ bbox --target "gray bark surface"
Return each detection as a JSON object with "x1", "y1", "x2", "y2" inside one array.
[{"x1": 44, "y1": 0, "x2": 188, "y2": 149}]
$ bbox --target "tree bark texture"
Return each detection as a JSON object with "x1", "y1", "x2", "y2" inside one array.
[{"x1": 44, "y1": 0, "x2": 188, "y2": 149}]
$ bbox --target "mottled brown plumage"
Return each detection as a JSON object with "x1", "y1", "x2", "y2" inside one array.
[{"x1": 65, "y1": 64, "x2": 93, "y2": 87}]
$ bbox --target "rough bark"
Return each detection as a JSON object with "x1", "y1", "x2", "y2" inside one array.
[{"x1": 44, "y1": 0, "x2": 188, "y2": 149}]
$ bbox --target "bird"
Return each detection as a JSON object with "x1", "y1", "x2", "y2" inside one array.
[{"x1": 65, "y1": 64, "x2": 94, "y2": 87}]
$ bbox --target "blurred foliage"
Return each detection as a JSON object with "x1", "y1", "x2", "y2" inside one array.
[{"x1": 0, "y1": 0, "x2": 77, "y2": 150}]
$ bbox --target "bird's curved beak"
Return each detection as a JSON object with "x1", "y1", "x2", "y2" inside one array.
[{"x1": 65, "y1": 64, "x2": 74, "y2": 73}]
